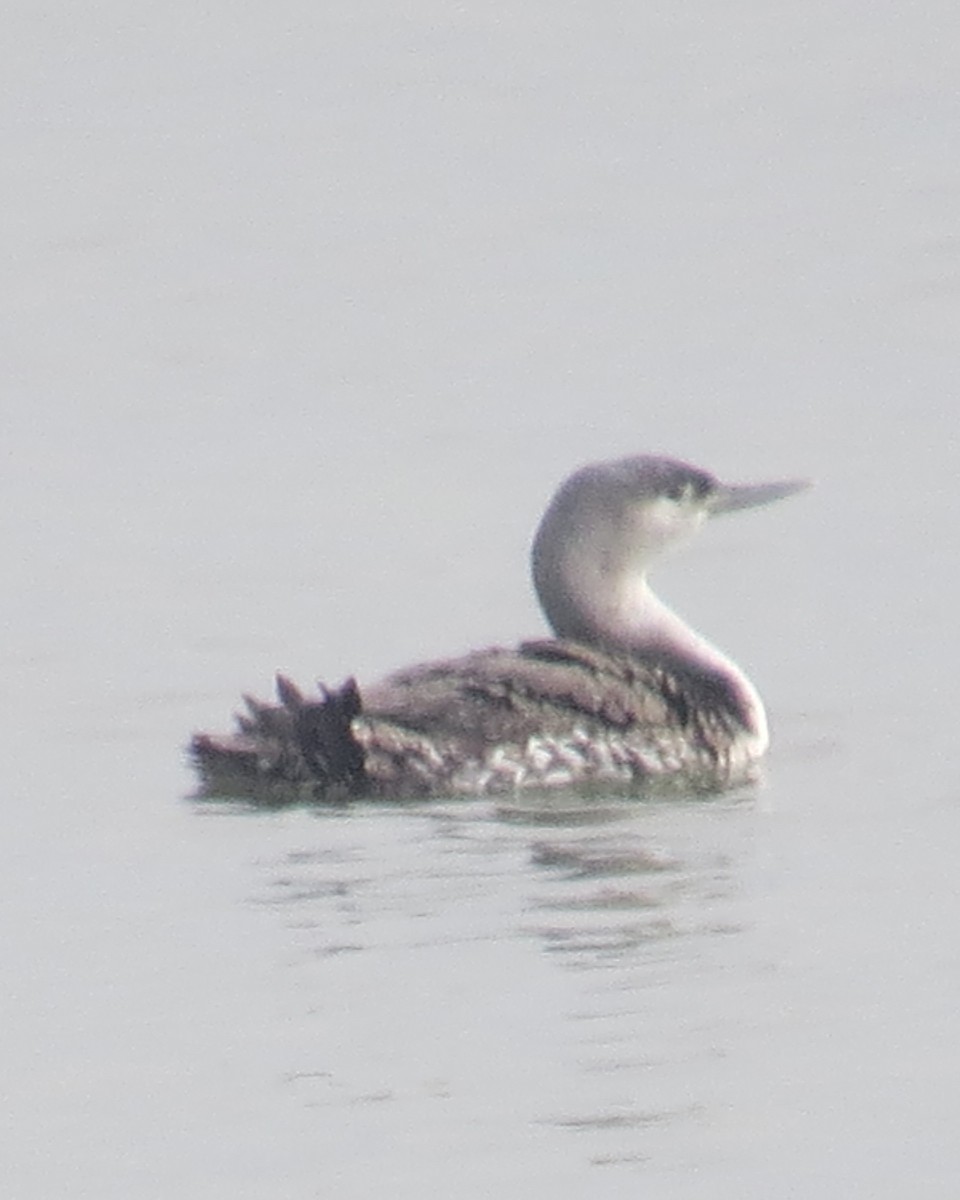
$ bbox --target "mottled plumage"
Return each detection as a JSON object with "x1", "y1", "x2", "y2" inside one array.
[{"x1": 190, "y1": 455, "x2": 807, "y2": 803}]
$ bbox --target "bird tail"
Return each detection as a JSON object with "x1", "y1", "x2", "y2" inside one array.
[{"x1": 190, "y1": 675, "x2": 367, "y2": 803}]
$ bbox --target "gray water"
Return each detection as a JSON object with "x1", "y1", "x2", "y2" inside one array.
[{"x1": 4, "y1": 3, "x2": 960, "y2": 1196}]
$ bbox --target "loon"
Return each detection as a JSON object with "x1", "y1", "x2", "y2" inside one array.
[{"x1": 191, "y1": 455, "x2": 808, "y2": 802}]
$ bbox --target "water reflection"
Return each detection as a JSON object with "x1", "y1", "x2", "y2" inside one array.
[
  {"x1": 526, "y1": 827, "x2": 742, "y2": 958},
  {"x1": 248, "y1": 793, "x2": 758, "y2": 1173}
]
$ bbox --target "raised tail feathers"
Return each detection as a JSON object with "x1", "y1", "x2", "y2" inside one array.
[{"x1": 190, "y1": 675, "x2": 367, "y2": 802}]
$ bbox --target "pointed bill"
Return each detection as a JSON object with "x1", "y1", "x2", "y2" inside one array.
[{"x1": 707, "y1": 477, "x2": 811, "y2": 516}]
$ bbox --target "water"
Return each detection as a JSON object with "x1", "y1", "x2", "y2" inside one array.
[{"x1": 4, "y1": 2, "x2": 960, "y2": 1196}]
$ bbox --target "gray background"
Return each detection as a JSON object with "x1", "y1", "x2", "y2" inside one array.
[{"x1": 4, "y1": 3, "x2": 959, "y2": 1196}]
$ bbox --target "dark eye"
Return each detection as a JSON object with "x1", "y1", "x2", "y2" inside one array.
[{"x1": 666, "y1": 481, "x2": 692, "y2": 503}]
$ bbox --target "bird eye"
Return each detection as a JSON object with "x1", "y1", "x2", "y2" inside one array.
[{"x1": 667, "y1": 481, "x2": 693, "y2": 503}]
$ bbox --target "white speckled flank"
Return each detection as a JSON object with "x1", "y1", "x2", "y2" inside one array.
[{"x1": 192, "y1": 456, "x2": 806, "y2": 801}]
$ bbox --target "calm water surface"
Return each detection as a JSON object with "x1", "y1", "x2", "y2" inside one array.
[{"x1": 4, "y1": 2, "x2": 960, "y2": 1197}]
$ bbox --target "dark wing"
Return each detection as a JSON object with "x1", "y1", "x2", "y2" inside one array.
[
  {"x1": 355, "y1": 639, "x2": 744, "y2": 794},
  {"x1": 363, "y1": 639, "x2": 682, "y2": 745},
  {"x1": 190, "y1": 639, "x2": 745, "y2": 802}
]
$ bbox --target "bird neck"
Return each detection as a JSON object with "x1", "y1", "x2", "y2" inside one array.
[{"x1": 541, "y1": 569, "x2": 768, "y2": 748}]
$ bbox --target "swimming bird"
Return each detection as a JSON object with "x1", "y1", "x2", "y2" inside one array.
[{"x1": 190, "y1": 455, "x2": 807, "y2": 802}]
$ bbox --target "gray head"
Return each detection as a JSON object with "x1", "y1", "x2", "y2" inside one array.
[{"x1": 531, "y1": 454, "x2": 808, "y2": 643}]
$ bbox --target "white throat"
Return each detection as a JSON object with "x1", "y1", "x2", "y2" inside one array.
[{"x1": 532, "y1": 526, "x2": 768, "y2": 750}]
